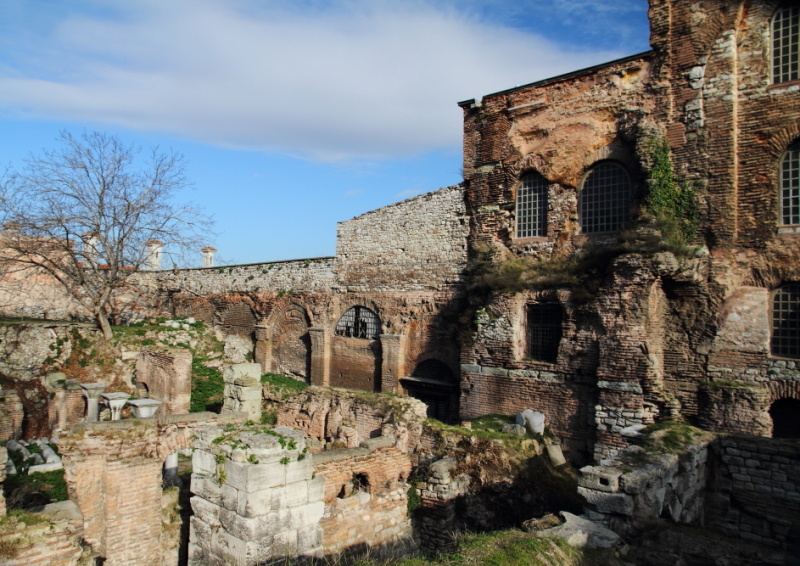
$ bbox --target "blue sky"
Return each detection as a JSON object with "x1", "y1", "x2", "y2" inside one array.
[{"x1": 0, "y1": 0, "x2": 650, "y2": 265}]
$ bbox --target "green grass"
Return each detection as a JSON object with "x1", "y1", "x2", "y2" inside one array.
[
  {"x1": 644, "y1": 421, "x2": 709, "y2": 453},
  {"x1": 4, "y1": 469, "x2": 69, "y2": 507},
  {"x1": 345, "y1": 529, "x2": 620, "y2": 566},
  {"x1": 191, "y1": 358, "x2": 224, "y2": 412},
  {"x1": 261, "y1": 373, "x2": 308, "y2": 398}
]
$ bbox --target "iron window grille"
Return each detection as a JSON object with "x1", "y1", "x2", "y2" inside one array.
[
  {"x1": 773, "y1": 5, "x2": 799, "y2": 84},
  {"x1": 526, "y1": 304, "x2": 563, "y2": 364},
  {"x1": 781, "y1": 143, "x2": 800, "y2": 225},
  {"x1": 579, "y1": 162, "x2": 631, "y2": 234},
  {"x1": 335, "y1": 306, "x2": 381, "y2": 339},
  {"x1": 772, "y1": 283, "x2": 800, "y2": 359},
  {"x1": 516, "y1": 173, "x2": 547, "y2": 238}
]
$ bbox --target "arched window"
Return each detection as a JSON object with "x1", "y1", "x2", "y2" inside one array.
[
  {"x1": 579, "y1": 162, "x2": 631, "y2": 234},
  {"x1": 772, "y1": 5, "x2": 799, "y2": 84},
  {"x1": 335, "y1": 306, "x2": 381, "y2": 339},
  {"x1": 781, "y1": 142, "x2": 800, "y2": 225},
  {"x1": 772, "y1": 283, "x2": 800, "y2": 358},
  {"x1": 516, "y1": 173, "x2": 547, "y2": 238}
]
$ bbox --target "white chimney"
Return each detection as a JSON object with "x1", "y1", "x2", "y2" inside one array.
[
  {"x1": 144, "y1": 240, "x2": 163, "y2": 270},
  {"x1": 201, "y1": 246, "x2": 217, "y2": 268},
  {"x1": 82, "y1": 232, "x2": 98, "y2": 266}
]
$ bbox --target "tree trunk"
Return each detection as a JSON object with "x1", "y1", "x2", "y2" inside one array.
[{"x1": 96, "y1": 309, "x2": 113, "y2": 341}]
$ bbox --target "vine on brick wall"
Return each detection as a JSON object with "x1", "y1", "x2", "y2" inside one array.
[{"x1": 643, "y1": 137, "x2": 699, "y2": 247}]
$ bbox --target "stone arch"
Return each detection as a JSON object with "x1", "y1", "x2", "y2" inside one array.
[
  {"x1": 581, "y1": 143, "x2": 637, "y2": 172},
  {"x1": 271, "y1": 304, "x2": 311, "y2": 382},
  {"x1": 766, "y1": 380, "x2": 800, "y2": 403}
]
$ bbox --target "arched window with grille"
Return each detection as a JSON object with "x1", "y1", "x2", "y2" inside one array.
[
  {"x1": 579, "y1": 162, "x2": 631, "y2": 234},
  {"x1": 772, "y1": 5, "x2": 799, "y2": 84},
  {"x1": 772, "y1": 283, "x2": 800, "y2": 359},
  {"x1": 335, "y1": 306, "x2": 381, "y2": 339},
  {"x1": 781, "y1": 142, "x2": 800, "y2": 225},
  {"x1": 516, "y1": 173, "x2": 547, "y2": 238}
]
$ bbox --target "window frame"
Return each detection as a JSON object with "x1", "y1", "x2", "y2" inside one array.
[
  {"x1": 780, "y1": 142, "x2": 800, "y2": 226},
  {"x1": 772, "y1": 4, "x2": 800, "y2": 85},
  {"x1": 334, "y1": 306, "x2": 381, "y2": 339},
  {"x1": 525, "y1": 303, "x2": 564, "y2": 364},
  {"x1": 514, "y1": 172, "x2": 548, "y2": 240},
  {"x1": 578, "y1": 161, "x2": 632, "y2": 235},
  {"x1": 770, "y1": 283, "x2": 800, "y2": 360}
]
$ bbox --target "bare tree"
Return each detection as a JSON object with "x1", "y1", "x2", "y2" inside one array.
[{"x1": 0, "y1": 131, "x2": 213, "y2": 339}]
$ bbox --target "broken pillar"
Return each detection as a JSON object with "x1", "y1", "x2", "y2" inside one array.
[
  {"x1": 222, "y1": 363, "x2": 262, "y2": 422},
  {"x1": 380, "y1": 334, "x2": 405, "y2": 394},
  {"x1": 308, "y1": 327, "x2": 330, "y2": 387},
  {"x1": 80, "y1": 383, "x2": 107, "y2": 423}
]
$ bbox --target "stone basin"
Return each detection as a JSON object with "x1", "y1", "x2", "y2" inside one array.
[
  {"x1": 127, "y1": 398, "x2": 162, "y2": 419},
  {"x1": 100, "y1": 392, "x2": 131, "y2": 421}
]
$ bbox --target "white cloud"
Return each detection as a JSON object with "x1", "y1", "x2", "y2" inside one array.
[
  {"x1": 343, "y1": 189, "x2": 364, "y2": 197},
  {"x1": 0, "y1": 0, "x2": 626, "y2": 161},
  {"x1": 395, "y1": 189, "x2": 422, "y2": 199}
]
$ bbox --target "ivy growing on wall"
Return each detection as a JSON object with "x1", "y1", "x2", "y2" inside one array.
[{"x1": 643, "y1": 137, "x2": 699, "y2": 247}]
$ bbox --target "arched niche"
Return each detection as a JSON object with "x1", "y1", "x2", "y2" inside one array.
[
  {"x1": 770, "y1": 398, "x2": 800, "y2": 438},
  {"x1": 330, "y1": 306, "x2": 382, "y2": 391},
  {"x1": 272, "y1": 305, "x2": 311, "y2": 383}
]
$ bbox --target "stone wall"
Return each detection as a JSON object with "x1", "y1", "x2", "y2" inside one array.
[
  {"x1": 277, "y1": 389, "x2": 428, "y2": 454},
  {"x1": 577, "y1": 437, "x2": 711, "y2": 533},
  {"x1": 135, "y1": 348, "x2": 192, "y2": 416},
  {"x1": 335, "y1": 185, "x2": 468, "y2": 290},
  {"x1": 706, "y1": 435, "x2": 800, "y2": 550}
]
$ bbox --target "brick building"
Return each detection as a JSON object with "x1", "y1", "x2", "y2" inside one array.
[{"x1": 2, "y1": 0, "x2": 799, "y2": 463}]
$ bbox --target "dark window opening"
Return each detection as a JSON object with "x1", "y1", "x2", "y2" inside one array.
[
  {"x1": 335, "y1": 306, "x2": 381, "y2": 339},
  {"x1": 579, "y1": 161, "x2": 631, "y2": 234},
  {"x1": 516, "y1": 173, "x2": 547, "y2": 238},
  {"x1": 770, "y1": 398, "x2": 800, "y2": 438},
  {"x1": 781, "y1": 143, "x2": 800, "y2": 225},
  {"x1": 353, "y1": 472, "x2": 370, "y2": 493},
  {"x1": 412, "y1": 359, "x2": 456, "y2": 382},
  {"x1": 772, "y1": 283, "x2": 800, "y2": 359},
  {"x1": 773, "y1": 5, "x2": 799, "y2": 84},
  {"x1": 526, "y1": 304, "x2": 563, "y2": 364}
]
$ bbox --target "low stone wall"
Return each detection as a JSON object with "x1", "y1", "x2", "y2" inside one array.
[
  {"x1": 577, "y1": 438, "x2": 712, "y2": 533},
  {"x1": 416, "y1": 456, "x2": 471, "y2": 551},
  {"x1": 151, "y1": 257, "x2": 336, "y2": 297},
  {"x1": 313, "y1": 436, "x2": 414, "y2": 556},
  {"x1": 277, "y1": 389, "x2": 427, "y2": 454},
  {"x1": 706, "y1": 435, "x2": 800, "y2": 550}
]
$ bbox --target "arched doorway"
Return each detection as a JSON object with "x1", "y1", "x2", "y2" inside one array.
[
  {"x1": 401, "y1": 359, "x2": 458, "y2": 423},
  {"x1": 770, "y1": 398, "x2": 800, "y2": 438},
  {"x1": 330, "y1": 306, "x2": 382, "y2": 391}
]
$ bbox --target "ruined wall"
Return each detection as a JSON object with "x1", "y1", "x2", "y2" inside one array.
[
  {"x1": 313, "y1": 437, "x2": 414, "y2": 556},
  {"x1": 58, "y1": 412, "x2": 246, "y2": 566},
  {"x1": 134, "y1": 348, "x2": 192, "y2": 416},
  {"x1": 336, "y1": 185, "x2": 468, "y2": 289},
  {"x1": 706, "y1": 435, "x2": 800, "y2": 550},
  {"x1": 0, "y1": 389, "x2": 24, "y2": 441},
  {"x1": 0, "y1": 508, "x2": 85, "y2": 566}
]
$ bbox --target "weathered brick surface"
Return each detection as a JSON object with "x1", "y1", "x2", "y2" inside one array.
[
  {"x1": 135, "y1": 348, "x2": 192, "y2": 416},
  {"x1": 0, "y1": 389, "x2": 24, "y2": 441},
  {"x1": 58, "y1": 412, "x2": 246, "y2": 566},
  {"x1": 707, "y1": 435, "x2": 800, "y2": 550},
  {"x1": 314, "y1": 444, "x2": 413, "y2": 555},
  {"x1": 0, "y1": 516, "x2": 85, "y2": 566}
]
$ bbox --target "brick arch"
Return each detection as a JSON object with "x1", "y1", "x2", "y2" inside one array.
[
  {"x1": 218, "y1": 302, "x2": 257, "y2": 337},
  {"x1": 329, "y1": 299, "x2": 383, "y2": 334},
  {"x1": 263, "y1": 299, "x2": 314, "y2": 333},
  {"x1": 582, "y1": 143, "x2": 637, "y2": 171},
  {"x1": 767, "y1": 119, "x2": 800, "y2": 157},
  {"x1": 766, "y1": 380, "x2": 800, "y2": 402},
  {"x1": 508, "y1": 154, "x2": 552, "y2": 181}
]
